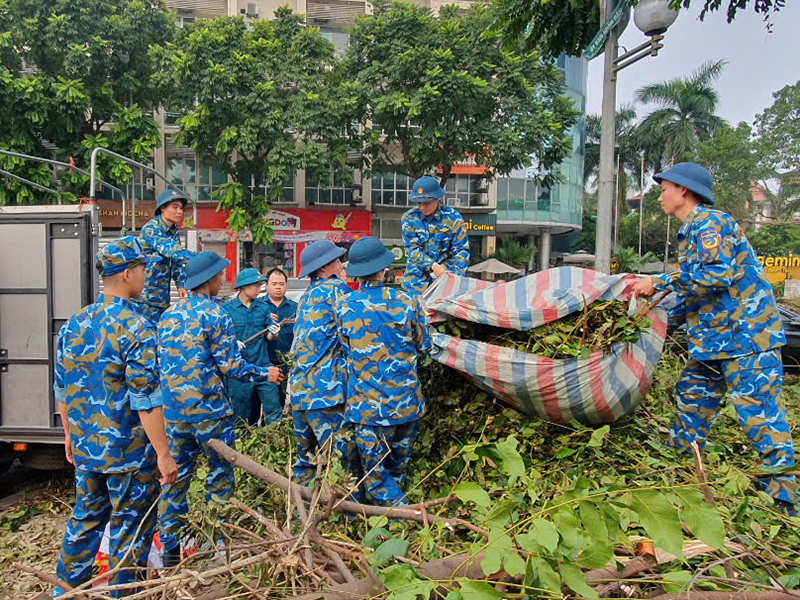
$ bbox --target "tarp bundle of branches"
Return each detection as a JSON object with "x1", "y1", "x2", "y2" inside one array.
[{"x1": 422, "y1": 268, "x2": 668, "y2": 425}]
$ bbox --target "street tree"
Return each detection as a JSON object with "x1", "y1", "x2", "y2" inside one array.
[
  {"x1": 0, "y1": 0, "x2": 173, "y2": 204},
  {"x1": 635, "y1": 59, "x2": 726, "y2": 167},
  {"x1": 693, "y1": 122, "x2": 767, "y2": 228},
  {"x1": 344, "y1": 0, "x2": 578, "y2": 188},
  {"x1": 151, "y1": 9, "x2": 358, "y2": 243},
  {"x1": 755, "y1": 80, "x2": 800, "y2": 173},
  {"x1": 491, "y1": 0, "x2": 786, "y2": 57}
]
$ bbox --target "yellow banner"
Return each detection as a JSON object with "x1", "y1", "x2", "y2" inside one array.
[{"x1": 757, "y1": 254, "x2": 800, "y2": 284}]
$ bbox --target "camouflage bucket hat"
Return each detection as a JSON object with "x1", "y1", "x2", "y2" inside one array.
[{"x1": 97, "y1": 236, "x2": 145, "y2": 276}]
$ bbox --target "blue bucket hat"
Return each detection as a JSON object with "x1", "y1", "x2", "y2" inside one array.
[
  {"x1": 185, "y1": 251, "x2": 230, "y2": 290},
  {"x1": 156, "y1": 189, "x2": 189, "y2": 214},
  {"x1": 234, "y1": 267, "x2": 266, "y2": 290},
  {"x1": 346, "y1": 237, "x2": 394, "y2": 278},
  {"x1": 653, "y1": 162, "x2": 714, "y2": 206},
  {"x1": 298, "y1": 240, "x2": 345, "y2": 278},
  {"x1": 97, "y1": 236, "x2": 145, "y2": 276},
  {"x1": 409, "y1": 176, "x2": 445, "y2": 203}
]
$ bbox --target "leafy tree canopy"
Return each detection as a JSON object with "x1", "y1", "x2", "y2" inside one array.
[
  {"x1": 491, "y1": 0, "x2": 785, "y2": 58},
  {"x1": 151, "y1": 8, "x2": 359, "y2": 243},
  {"x1": 344, "y1": 0, "x2": 578, "y2": 187},
  {"x1": 0, "y1": 0, "x2": 173, "y2": 204}
]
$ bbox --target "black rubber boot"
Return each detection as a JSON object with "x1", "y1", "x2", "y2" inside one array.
[{"x1": 162, "y1": 546, "x2": 182, "y2": 568}]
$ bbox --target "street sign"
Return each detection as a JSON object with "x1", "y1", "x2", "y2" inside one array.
[{"x1": 583, "y1": 0, "x2": 628, "y2": 60}]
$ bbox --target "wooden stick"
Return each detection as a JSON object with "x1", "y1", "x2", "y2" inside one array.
[
  {"x1": 13, "y1": 564, "x2": 82, "y2": 599},
  {"x1": 207, "y1": 438, "x2": 489, "y2": 538}
]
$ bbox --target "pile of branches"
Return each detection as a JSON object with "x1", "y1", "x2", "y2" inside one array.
[
  {"x1": 437, "y1": 300, "x2": 651, "y2": 359},
  {"x1": 15, "y1": 352, "x2": 800, "y2": 600}
]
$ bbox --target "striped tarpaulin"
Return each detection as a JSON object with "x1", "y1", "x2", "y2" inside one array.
[{"x1": 421, "y1": 268, "x2": 668, "y2": 425}]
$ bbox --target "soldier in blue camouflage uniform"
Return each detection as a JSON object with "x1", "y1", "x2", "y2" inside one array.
[
  {"x1": 54, "y1": 238, "x2": 178, "y2": 597},
  {"x1": 633, "y1": 163, "x2": 796, "y2": 516},
  {"x1": 401, "y1": 176, "x2": 470, "y2": 296},
  {"x1": 222, "y1": 268, "x2": 282, "y2": 425},
  {"x1": 264, "y1": 268, "x2": 298, "y2": 408},
  {"x1": 334, "y1": 237, "x2": 433, "y2": 506},
  {"x1": 132, "y1": 189, "x2": 194, "y2": 323},
  {"x1": 289, "y1": 240, "x2": 355, "y2": 487},
  {"x1": 158, "y1": 252, "x2": 284, "y2": 566}
]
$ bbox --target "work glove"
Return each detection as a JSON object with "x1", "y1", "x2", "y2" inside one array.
[
  {"x1": 268, "y1": 323, "x2": 281, "y2": 336},
  {"x1": 237, "y1": 340, "x2": 246, "y2": 351}
]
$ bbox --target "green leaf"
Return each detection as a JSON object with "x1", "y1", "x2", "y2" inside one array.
[
  {"x1": 444, "y1": 591, "x2": 462, "y2": 600},
  {"x1": 476, "y1": 436, "x2": 526, "y2": 483},
  {"x1": 374, "y1": 538, "x2": 410, "y2": 566},
  {"x1": 458, "y1": 580, "x2": 504, "y2": 600},
  {"x1": 672, "y1": 488, "x2": 725, "y2": 549},
  {"x1": 630, "y1": 490, "x2": 684, "y2": 559},
  {"x1": 504, "y1": 551, "x2": 527, "y2": 577},
  {"x1": 553, "y1": 509, "x2": 588, "y2": 553},
  {"x1": 364, "y1": 526, "x2": 390, "y2": 549},
  {"x1": 530, "y1": 557, "x2": 561, "y2": 594},
  {"x1": 529, "y1": 518, "x2": 559, "y2": 553},
  {"x1": 577, "y1": 539, "x2": 614, "y2": 569},
  {"x1": 381, "y1": 564, "x2": 417, "y2": 591},
  {"x1": 587, "y1": 425, "x2": 610, "y2": 448},
  {"x1": 662, "y1": 570, "x2": 693, "y2": 594},
  {"x1": 559, "y1": 561, "x2": 599, "y2": 599},
  {"x1": 579, "y1": 502, "x2": 608, "y2": 541},
  {"x1": 455, "y1": 482, "x2": 492, "y2": 507}
]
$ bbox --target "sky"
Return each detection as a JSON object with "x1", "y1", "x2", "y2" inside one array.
[{"x1": 585, "y1": 1, "x2": 800, "y2": 128}]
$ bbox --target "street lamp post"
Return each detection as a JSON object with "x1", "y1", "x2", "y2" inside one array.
[{"x1": 595, "y1": 0, "x2": 678, "y2": 273}]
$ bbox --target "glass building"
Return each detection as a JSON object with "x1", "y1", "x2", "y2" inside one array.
[{"x1": 496, "y1": 53, "x2": 587, "y2": 269}]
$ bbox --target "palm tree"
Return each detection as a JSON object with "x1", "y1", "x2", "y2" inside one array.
[
  {"x1": 583, "y1": 104, "x2": 641, "y2": 188},
  {"x1": 493, "y1": 238, "x2": 535, "y2": 271},
  {"x1": 635, "y1": 60, "x2": 727, "y2": 166}
]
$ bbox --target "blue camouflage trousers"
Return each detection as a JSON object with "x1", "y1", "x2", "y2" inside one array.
[
  {"x1": 347, "y1": 421, "x2": 419, "y2": 507},
  {"x1": 55, "y1": 466, "x2": 158, "y2": 597},
  {"x1": 159, "y1": 418, "x2": 236, "y2": 553},
  {"x1": 229, "y1": 379, "x2": 281, "y2": 426},
  {"x1": 292, "y1": 405, "x2": 353, "y2": 487},
  {"x1": 670, "y1": 349, "x2": 796, "y2": 504}
]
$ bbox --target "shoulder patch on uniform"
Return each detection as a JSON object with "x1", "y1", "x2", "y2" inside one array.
[{"x1": 700, "y1": 228, "x2": 720, "y2": 250}]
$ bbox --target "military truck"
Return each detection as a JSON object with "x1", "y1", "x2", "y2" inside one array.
[{"x1": 0, "y1": 204, "x2": 101, "y2": 472}]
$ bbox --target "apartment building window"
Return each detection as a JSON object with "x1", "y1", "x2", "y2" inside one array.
[
  {"x1": 167, "y1": 158, "x2": 226, "y2": 202},
  {"x1": 497, "y1": 177, "x2": 550, "y2": 212},
  {"x1": 110, "y1": 161, "x2": 155, "y2": 202},
  {"x1": 250, "y1": 174, "x2": 295, "y2": 203},
  {"x1": 371, "y1": 171, "x2": 412, "y2": 206},
  {"x1": 175, "y1": 16, "x2": 195, "y2": 28},
  {"x1": 306, "y1": 169, "x2": 354, "y2": 205},
  {"x1": 444, "y1": 174, "x2": 488, "y2": 208}
]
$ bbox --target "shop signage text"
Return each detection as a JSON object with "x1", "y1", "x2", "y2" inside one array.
[
  {"x1": 757, "y1": 254, "x2": 800, "y2": 284},
  {"x1": 265, "y1": 210, "x2": 300, "y2": 231},
  {"x1": 462, "y1": 213, "x2": 496, "y2": 236}
]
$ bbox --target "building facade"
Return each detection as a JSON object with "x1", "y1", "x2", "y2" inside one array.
[{"x1": 106, "y1": 0, "x2": 585, "y2": 285}]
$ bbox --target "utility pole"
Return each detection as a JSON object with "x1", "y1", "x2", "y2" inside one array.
[{"x1": 595, "y1": 0, "x2": 618, "y2": 274}]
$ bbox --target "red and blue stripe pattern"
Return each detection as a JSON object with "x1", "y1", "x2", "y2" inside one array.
[{"x1": 422, "y1": 268, "x2": 668, "y2": 425}]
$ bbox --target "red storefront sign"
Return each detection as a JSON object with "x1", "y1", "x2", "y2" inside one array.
[{"x1": 195, "y1": 206, "x2": 371, "y2": 279}]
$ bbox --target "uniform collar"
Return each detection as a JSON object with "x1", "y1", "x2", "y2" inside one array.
[
  {"x1": 414, "y1": 204, "x2": 443, "y2": 222},
  {"x1": 156, "y1": 215, "x2": 179, "y2": 234},
  {"x1": 189, "y1": 291, "x2": 212, "y2": 300},
  {"x1": 232, "y1": 294, "x2": 257, "y2": 309},
  {"x1": 678, "y1": 205, "x2": 704, "y2": 238},
  {"x1": 98, "y1": 293, "x2": 136, "y2": 310},
  {"x1": 360, "y1": 280, "x2": 383, "y2": 290}
]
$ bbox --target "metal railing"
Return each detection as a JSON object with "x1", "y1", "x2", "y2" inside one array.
[
  {"x1": 0, "y1": 168, "x2": 63, "y2": 204},
  {"x1": 89, "y1": 147, "x2": 197, "y2": 231}
]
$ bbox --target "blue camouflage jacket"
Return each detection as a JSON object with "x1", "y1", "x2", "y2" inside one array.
[
  {"x1": 54, "y1": 295, "x2": 161, "y2": 473},
  {"x1": 334, "y1": 281, "x2": 433, "y2": 426},
  {"x1": 401, "y1": 204, "x2": 470, "y2": 295},
  {"x1": 158, "y1": 293, "x2": 273, "y2": 423},
  {"x1": 266, "y1": 296, "x2": 298, "y2": 367},
  {"x1": 653, "y1": 205, "x2": 785, "y2": 360},
  {"x1": 289, "y1": 277, "x2": 351, "y2": 411},
  {"x1": 222, "y1": 296, "x2": 273, "y2": 367},
  {"x1": 135, "y1": 216, "x2": 193, "y2": 313}
]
